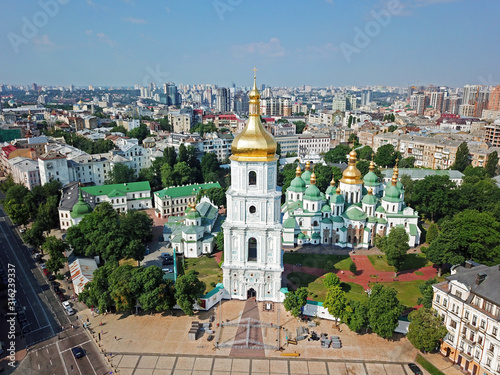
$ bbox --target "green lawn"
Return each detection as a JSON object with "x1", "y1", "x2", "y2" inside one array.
[
  {"x1": 367, "y1": 253, "x2": 432, "y2": 272},
  {"x1": 342, "y1": 282, "x2": 369, "y2": 303},
  {"x1": 283, "y1": 253, "x2": 353, "y2": 270},
  {"x1": 377, "y1": 279, "x2": 425, "y2": 307},
  {"x1": 180, "y1": 255, "x2": 223, "y2": 293}
]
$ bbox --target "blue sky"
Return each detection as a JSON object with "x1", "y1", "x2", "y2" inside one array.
[{"x1": 1, "y1": 0, "x2": 499, "y2": 88}]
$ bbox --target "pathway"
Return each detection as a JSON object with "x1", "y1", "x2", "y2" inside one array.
[
  {"x1": 284, "y1": 254, "x2": 438, "y2": 290},
  {"x1": 229, "y1": 298, "x2": 266, "y2": 358}
]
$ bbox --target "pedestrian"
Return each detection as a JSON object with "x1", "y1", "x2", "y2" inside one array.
[
  {"x1": 114, "y1": 336, "x2": 117, "y2": 341},
  {"x1": 87, "y1": 318, "x2": 89, "y2": 323},
  {"x1": 91, "y1": 311, "x2": 94, "y2": 317}
]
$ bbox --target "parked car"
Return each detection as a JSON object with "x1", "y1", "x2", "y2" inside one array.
[
  {"x1": 50, "y1": 281, "x2": 59, "y2": 287},
  {"x1": 43, "y1": 269, "x2": 50, "y2": 276},
  {"x1": 71, "y1": 346, "x2": 85, "y2": 359},
  {"x1": 407, "y1": 363, "x2": 423, "y2": 375},
  {"x1": 40, "y1": 263, "x2": 46, "y2": 270},
  {"x1": 162, "y1": 267, "x2": 174, "y2": 273},
  {"x1": 161, "y1": 252, "x2": 173, "y2": 259},
  {"x1": 162, "y1": 259, "x2": 174, "y2": 266},
  {"x1": 53, "y1": 286, "x2": 62, "y2": 295},
  {"x1": 19, "y1": 228, "x2": 26, "y2": 234},
  {"x1": 48, "y1": 275, "x2": 56, "y2": 281},
  {"x1": 62, "y1": 301, "x2": 75, "y2": 316},
  {"x1": 58, "y1": 294, "x2": 67, "y2": 302}
]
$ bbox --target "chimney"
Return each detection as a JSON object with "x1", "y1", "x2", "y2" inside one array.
[{"x1": 475, "y1": 273, "x2": 486, "y2": 285}]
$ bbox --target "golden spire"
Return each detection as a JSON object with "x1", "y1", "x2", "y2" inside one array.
[
  {"x1": 393, "y1": 158, "x2": 399, "y2": 179},
  {"x1": 336, "y1": 186, "x2": 341, "y2": 194},
  {"x1": 189, "y1": 201, "x2": 196, "y2": 210},
  {"x1": 391, "y1": 170, "x2": 398, "y2": 186},
  {"x1": 367, "y1": 187, "x2": 373, "y2": 195},
  {"x1": 330, "y1": 176, "x2": 335, "y2": 186},
  {"x1": 369, "y1": 159, "x2": 375, "y2": 172},
  {"x1": 310, "y1": 172, "x2": 317, "y2": 185},
  {"x1": 230, "y1": 68, "x2": 277, "y2": 162},
  {"x1": 340, "y1": 150, "x2": 362, "y2": 185},
  {"x1": 295, "y1": 165, "x2": 302, "y2": 177},
  {"x1": 305, "y1": 161, "x2": 311, "y2": 171}
]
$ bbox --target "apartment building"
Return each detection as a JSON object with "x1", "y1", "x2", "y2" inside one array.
[
  {"x1": 8, "y1": 156, "x2": 40, "y2": 190},
  {"x1": 432, "y1": 263, "x2": 500, "y2": 375},
  {"x1": 275, "y1": 135, "x2": 299, "y2": 156},
  {"x1": 298, "y1": 133, "x2": 330, "y2": 157},
  {"x1": 485, "y1": 119, "x2": 500, "y2": 147},
  {"x1": 168, "y1": 108, "x2": 193, "y2": 133},
  {"x1": 202, "y1": 133, "x2": 233, "y2": 162},
  {"x1": 373, "y1": 133, "x2": 460, "y2": 169},
  {"x1": 154, "y1": 182, "x2": 221, "y2": 219}
]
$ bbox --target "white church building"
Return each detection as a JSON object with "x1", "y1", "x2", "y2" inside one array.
[{"x1": 221, "y1": 74, "x2": 284, "y2": 302}]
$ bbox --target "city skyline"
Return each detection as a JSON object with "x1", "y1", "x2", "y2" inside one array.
[{"x1": 1, "y1": 0, "x2": 499, "y2": 88}]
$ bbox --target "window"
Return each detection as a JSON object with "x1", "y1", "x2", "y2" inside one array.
[
  {"x1": 484, "y1": 301, "x2": 493, "y2": 313},
  {"x1": 249, "y1": 171, "x2": 256, "y2": 186},
  {"x1": 435, "y1": 295, "x2": 441, "y2": 304},
  {"x1": 249, "y1": 206, "x2": 256, "y2": 214},
  {"x1": 486, "y1": 357, "x2": 491, "y2": 367},
  {"x1": 493, "y1": 327, "x2": 498, "y2": 336},
  {"x1": 488, "y1": 344, "x2": 494, "y2": 353},
  {"x1": 480, "y1": 319, "x2": 486, "y2": 329},
  {"x1": 464, "y1": 310, "x2": 469, "y2": 320},
  {"x1": 456, "y1": 290, "x2": 462, "y2": 299},
  {"x1": 248, "y1": 238, "x2": 257, "y2": 262},
  {"x1": 472, "y1": 315, "x2": 477, "y2": 326},
  {"x1": 478, "y1": 335, "x2": 483, "y2": 345},
  {"x1": 443, "y1": 298, "x2": 448, "y2": 307},
  {"x1": 450, "y1": 320, "x2": 457, "y2": 329}
]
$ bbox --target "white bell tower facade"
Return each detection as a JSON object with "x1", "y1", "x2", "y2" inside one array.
[{"x1": 222, "y1": 71, "x2": 283, "y2": 302}]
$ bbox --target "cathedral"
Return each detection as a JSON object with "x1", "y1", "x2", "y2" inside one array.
[
  {"x1": 281, "y1": 153, "x2": 421, "y2": 249},
  {"x1": 222, "y1": 73, "x2": 284, "y2": 302}
]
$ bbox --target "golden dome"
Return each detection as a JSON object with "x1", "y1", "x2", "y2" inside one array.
[
  {"x1": 330, "y1": 176, "x2": 335, "y2": 186},
  {"x1": 305, "y1": 161, "x2": 311, "y2": 171},
  {"x1": 369, "y1": 160, "x2": 375, "y2": 172},
  {"x1": 230, "y1": 69, "x2": 277, "y2": 162},
  {"x1": 367, "y1": 188, "x2": 373, "y2": 195},
  {"x1": 336, "y1": 186, "x2": 341, "y2": 194},
  {"x1": 295, "y1": 165, "x2": 302, "y2": 177},
  {"x1": 310, "y1": 172, "x2": 317, "y2": 185},
  {"x1": 340, "y1": 150, "x2": 363, "y2": 185}
]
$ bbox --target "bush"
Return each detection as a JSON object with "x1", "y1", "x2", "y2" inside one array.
[
  {"x1": 56, "y1": 273, "x2": 65, "y2": 280},
  {"x1": 210, "y1": 282, "x2": 216, "y2": 288},
  {"x1": 349, "y1": 262, "x2": 357, "y2": 274}
]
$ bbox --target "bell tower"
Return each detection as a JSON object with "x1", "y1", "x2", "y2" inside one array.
[{"x1": 222, "y1": 70, "x2": 283, "y2": 302}]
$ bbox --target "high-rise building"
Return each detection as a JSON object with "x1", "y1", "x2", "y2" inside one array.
[
  {"x1": 430, "y1": 92, "x2": 444, "y2": 113},
  {"x1": 488, "y1": 85, "x2": 500, "y2": 110},
  {"x1": 163, "y1": 83, "x2": 181, "y2": 106},
  {"x1": 411, "y1": 94, "x2": 429, "y2": 115},
  {"x1": 216, "y1": 88, "x2": 230, "y2": 113},
  {"x1": 361, "y1": 90, "x2": 372, "y2": 106},
  {"x1": 332, "y1": 94, "x2": 357, "y2": 112},
  {"x1": 222, "y1": 74, "x2": 283, "y2": 302},
  {"x1": 233, "y1": 92, "x2": 249, "y2": 113}
]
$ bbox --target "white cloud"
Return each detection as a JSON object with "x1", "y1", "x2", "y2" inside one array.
[
  {"x1": 85, "y1": 30, "x2": 93, "y2": 36},
  {"x1": 305, "y1": 43, "x2": 339, "y2": 56},
  {"x1": 96, "y1": 32, "x2": 116, "y2": 47},
  {"x1": 123, "y1": 17, "x2": 147, "y2": 24},
  {"x1": 231, "y1": 38, "x2": 285, "y2": 58},
  {"x1": 33, "y1": 34, "x2": 55, "y2": 46}
]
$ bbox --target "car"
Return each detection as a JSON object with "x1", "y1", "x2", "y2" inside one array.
[
  {"x1": 71, "y1": 346, "x2": 85, "y2": 359},
  {"x1": 58, "y1": 294, "x2": 67, "y2": 302},
  {"x1": 48, "y1": 275, "x2": 56, "y2": 281},
  {"x1": 53, "y1": 286, "x2": 62, "y2": 295},
  {"x1": 50, "y1": 281, "x2": 59, "y2": 287},
  {"x1": 40, "y1": 263, "x2": 46, "y2": 270},
  {"x1": 407, "y1": 363, "x2": 423, "y2": 375},
  {"x1": 62, "y1": 301, "x2": 75, "y2": 316},
  {"x1": 43, "y1": 269, "x2": 50, "y2": 276},
  {"x1": 161, "y1": 252, "x2": 173, "y2": 259},
  {"x1": 19, "y1": 228, "x2": 26, "y2": 234},
  {"x1": 162, "y1": 267, "x2": 174, "y2": 273},
  {"x1": 162, "y1": 259, "x2": 174, "y2": 266}
]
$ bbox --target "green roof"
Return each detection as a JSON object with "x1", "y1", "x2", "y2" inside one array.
[
  {"x1": 362, "y1": 194, "x2": 378, "y2": 205},
  {"x1": 331, "y1": 215, "x2": 344, "y2": 223},
  {"x1": 304, "y1": 184, "x2": 322, "y2": 201},
  {"x1": 375, "y1": 205, "x2": 386, "y2": 213},
  {"x1": 363, "y1": 171, "x2": 379, "y2": 186},
  {"x1": 70, "y1": 190, "x2": 93, "y2": 218},
  {"x1": 332, "y1": 193, "x2": 345, "y2": 204},
  {"x1": 154, "y1": 182, "x2": 221, "y2": 199},
  {"x1": 321, "y1": 217, "x2": 332, "y2": 224},
  {"x1": 171, "y1": 234, "x2": 183, "y2": 243},
  {"x1": 409, "y1": 224, "x2": 418, "y2": 236},
  {"x1": 82, "y1": 181, "x2": 151, "y2": 197},
  {"x1": 284, "y1": 217, "x2": 296, "y2": 229},
  {"x1": 186, "y1": 208, "x2": 202, "y2": 220},
  {"x1": 298, "y1": 233, "x2": 306, "y2": 239},
  {"x1": 311, "y1": 232, "x2": 321, "y2": 239},
  {"x1": 325, "y1": 185, "x2": 335, "y2": 195},
  {"x1": 378, "y1": 217, "x2": 387, "y2": 224},
  {"x1": 342, "y1": 207, "x2": 367, "y2": 221},
  {"x1": 201, "y1": 284, "x2": 224, "y2": 299},
  {"x1": 321, "y1": 204, "x2": 331, "y2": 212},
  {"x1": 301, "y1": 170, "x2": 312, "y2": 184},
  {"x1": 383, "y1": 184, "x2": 401, "y2": 201},
  {"x1": 288, "y1": 176, "x2": 306, "y2": 192}
]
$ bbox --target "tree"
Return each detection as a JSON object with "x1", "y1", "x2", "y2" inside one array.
[
  {"x1": 417, "y1": 277, "x2": 437, "y2": 308},
  {"x1": 163, "y1": 147, "x2": 177, "y2": 168},
  {"x1": 426, "y1": 209, "x2": 500, "y2": 272},
  {"x1": 348, "y1": 134, "x2": 360, "y2": 148},
  {"x1": 400, "y1": 174, "x2": 414, "y2": 206},
  {"x1": 410, "y1": 175, "x2": 458, "y2": 222},
  {"x1": 293, "y1": 121, "x2": 306, "y2": 134},
  {"x1": 377, "y1": 227, "x2": 409, "y2": 276},
  {"x1": 36, "y1": 195, "x2": 59, "y2": 233},
  {"x1": 196, "y1": 187, "x2": 226, "y2": 207},
  {"x1": 347, "y1": 115, "x2": 353, "y2": 128},
  {"x1": 451, "y1": 142, "x2": 470, "y2": 172},
  {"x1": 349, "y1": 262, "x2": 357, "y2": 274},
  {"x1": 276, "y1": 143, "x2": 281, "y2": 159},
  {"x1": 323, "y1": 285, "x2": 349, "y2": 322},
  {"x1": 485, "y1": 151, "x2": 498, "y2": 177},
  {"x1": 426, "y1": 223, "x2": 439, "y2": 245},
  {"x1": 109, "y1": 265, "x2": 136, "y2": 311},
  {"x1": 357, "y1": 146, "x2": 374, "y2": 161},
  {"x1": 130, "y1": 266, "x2": 175, "y2": 311},
  {"x1": 367, "y1": 284, "x2": 403, "y2": 339},
  {"x1": 128, "y1": 124, "x2": 150, "y2": 144},
  {"x1": 388, "y1": 125, "x2": 398, "y2": 132},
  {"x1": 161, "y1": 162, "x2": 196, "y2": 187},
  {"x1": 3, "y1": 184, "x2": 33, "y2": 226},
  {"x1": 356, "y1": 160, "x2": 370, "y2": 177},
  {"x1": 313, "y1": 164, "x2": 335, "y2": 191},
  {"x1": 178, "y1": 144, "x2": 188, "y2": 163},
  {"x1": 215, "y1": 229, "x2": 224, "y2": 252},
  {"x1": 22, "y1": 220, "x2": 46, "y2": 250},
  {"x1": 78, "y1": 262, "x2": 116, "y2": 313},
  {"x1": 201, "y1": 153, "x2": 220, "y2": 181},
  {"x1": 279, "y1": 162, "x2": 299, "y2": 192},
  {"x1": 42, "y1": 236, "x2": 68, "y2": 274},
  {"x1": 111, "y1": 125, "x2": 128, "y2": 135},
  {"x1": 0, "y1": 175, "x2": 15, "y2": 193},
  {"x1": 174, "y1": 270, "x2": 206, "y2": 316},
  {"x1": 346, "y1": 300, "x2": 368, "y2": 332},
  {"x1": 374, "y1": 144, "x2": 397, "y2": 167},
  {"x1": 105, "y1": 164, "x2": 136, "y2": 184},
  {"x1": 324, "y1": 144, "x2": 350, "y2": 164},
  {"x1": 323, "y1": 273, "x2": 340, "y2": 289},
  {"x1": 283, "y1": 287, "x2": 308, "y2": 318},
  {"x1": 399, "y1": 157, "x2": 415, "y2": 168},
  {"x1": 407, "y1": 308, "x2": 447, "y2": 352},
  {"x1": 324, "y1": 260, "x2": 336, "y2": 273}
]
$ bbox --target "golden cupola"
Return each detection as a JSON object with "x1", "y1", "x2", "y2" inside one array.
[
  {"x1": 230, "y1": 69, "x2": 277, "y2": 162},
  {"x1": 340, "y1": 150, "x2": 363, "y2": 185}
]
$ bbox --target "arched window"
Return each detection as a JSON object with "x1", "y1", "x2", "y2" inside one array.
[
  {"x1": 248, "y1": 238, "x2": 257, "y2": 262},
  {"x1": 313, "y1": 221, "x2": 319, "y2": 227},
  {"x1": 249, "y1": 171, "x2": 257, "y2": 186}
]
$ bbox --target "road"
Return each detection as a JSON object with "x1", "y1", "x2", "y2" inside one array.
[{"x1": 0, "y1": 203, "x2": 109, "y2": 375}]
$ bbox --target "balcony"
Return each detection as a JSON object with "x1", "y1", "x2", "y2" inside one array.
[
  {"x1": 459, "y1": 349, "x2": 473, "y2": 361},
  {"x1": 461, "y1": 334, "x2": 475, "y2": 345}
]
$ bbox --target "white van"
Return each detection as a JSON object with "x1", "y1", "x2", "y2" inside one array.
[{"x1": 62, "y1": 301, "x2": 75, "y2": 315}]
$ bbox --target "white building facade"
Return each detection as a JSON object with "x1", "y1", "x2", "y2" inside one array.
[{"x1": 222, "y1": 76, "x2": 283, "y2": 302}]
